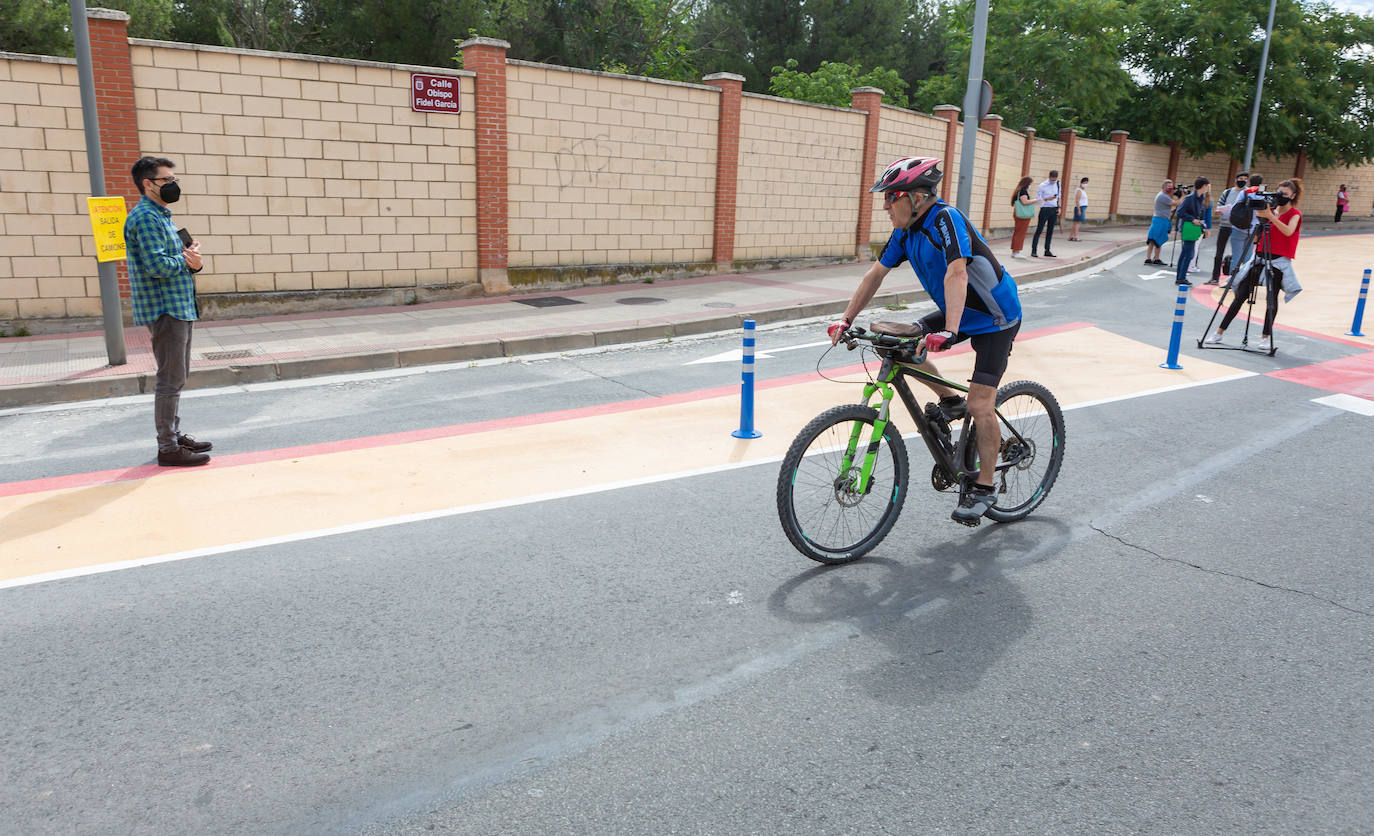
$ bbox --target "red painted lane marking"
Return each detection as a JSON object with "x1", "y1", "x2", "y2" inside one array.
[
  {"x1": 1188, "y1": 286, "x2": 1374, "y2": 350},
  {"x1": 0, "y1": 321, "x2": 1093, "y2": 499},
  {"x1": 1268, "y1": 351, "x2": 1374, "y2": 400}
]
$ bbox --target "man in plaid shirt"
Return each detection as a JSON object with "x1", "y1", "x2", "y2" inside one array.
[{"x1": 125, "y1": 156, "x2": 213, "y2": 466}]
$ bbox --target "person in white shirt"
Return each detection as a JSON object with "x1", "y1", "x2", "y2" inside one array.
[
  {"x1": 1069, "y1": 177, "x2": 1088, "y2": 241},
  {"x1": 1208, "y1": 172, "x2": 1248, "y2": 284},
  {"x1": 1031, "y1": 170, "x2": 1061, "y2": 257}
]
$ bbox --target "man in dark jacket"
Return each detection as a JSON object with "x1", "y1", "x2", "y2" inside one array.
[{"x1": 1173, "y1": 177, "x2": 1210, "y2": 287}]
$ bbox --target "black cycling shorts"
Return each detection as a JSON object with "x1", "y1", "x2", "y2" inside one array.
[{"x1": 918, "y1": 313, "x2": 1020, "y2": 388}]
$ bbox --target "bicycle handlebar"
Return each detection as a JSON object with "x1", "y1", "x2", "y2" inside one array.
[{"x1": 839, "y1": 326, "x2": 928, "y2": 364}]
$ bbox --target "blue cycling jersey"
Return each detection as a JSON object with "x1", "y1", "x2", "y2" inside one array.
[{"x1": 879, "y1": 200, "x2": 1022, "y2": 335}]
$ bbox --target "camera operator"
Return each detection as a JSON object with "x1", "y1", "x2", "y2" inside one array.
[
  {"x1": 1208, "y1": 171, "x2": 1247, "y2": 284},
  {"x1": 1173, "y1": 177, "x2": 1210, "y2": 287},
  {"x1": 1227, "y1": 172, "x2": 1264, "y2": 272},
  {"x1": 1207, "y1": 179, "x2": 1304, "y2": 353},
  {"x1": 1145, "y1": 179, "x2": 1181, "y2": 265}
]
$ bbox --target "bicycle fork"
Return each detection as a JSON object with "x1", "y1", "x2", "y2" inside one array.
[{"x1": 838, "y1": 381, "x2": 894, "y2": 495}]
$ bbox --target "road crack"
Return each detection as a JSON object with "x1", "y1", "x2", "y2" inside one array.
[
  {"x1": 1090, "y1": 524, "x2": 1373, "y2": 617},
  {"x1": 566, "y1": 361, "x2": 659, "y2": 398}
]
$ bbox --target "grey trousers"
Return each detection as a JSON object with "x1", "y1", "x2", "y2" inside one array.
[{"x1": 149, "y1": 315, "x2": 193, "y2": 453}]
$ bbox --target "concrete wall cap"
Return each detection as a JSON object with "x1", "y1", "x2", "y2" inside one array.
[
  {"x1": 933, "y1": 104, "x2": 961, "y2": 112},
  {"x1": 0, "y1": 50, "x2": 76, "y2": 65},
  {"x1": 850, "y1": 86, "x2": 884, "y2": 95},
  {"x1": 981, "y1": 113, "x2": 1004, "y2": 122},
  {"x1": 458, "y1": 37, "x2": 511, "y2": 50},
  {"x1": 1110, "y1": 130, "x2": 1131, "y2": 137},
  {"x1": 87, "y1": 8, "x2": 131, "y2": 21},
  {"x1": 702, "y1": 72, "x2": 745, "y2": 82},
  {"x1": 507, "y1": 58, "x2": 717, "y2": 92},
  {"x1": 741, "y1": 90, "x2": 866, "y2": 116},
  {"x1": 128, "y1": 38, "x2": 474, "y2": 76}
]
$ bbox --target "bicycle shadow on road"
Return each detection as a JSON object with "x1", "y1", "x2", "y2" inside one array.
[{"x1": 767, "y1": 516, "x2": 1072, "y2": 705}]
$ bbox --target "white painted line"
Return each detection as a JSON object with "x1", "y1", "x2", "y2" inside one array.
[
  {"x1": 684, "y1": 340, "x2": 832, "y2": 365},
  {"x1": 0, "y1": 365, "x2": 1264, "y2": 592},
  {"x1": 1312, "y1": 393, "x2": 1374, "y2": 416}
]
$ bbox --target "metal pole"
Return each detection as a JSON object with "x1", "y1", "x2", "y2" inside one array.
[
  {"x1": 70, "y1": 0, "x2": 126, "y2": 365},
  {"x1": 955, "y1": 0, "x2": 990, "y2": 214},
  {"x1": 1242, "y1": 0, "x2": 1278, "y2": 172}
]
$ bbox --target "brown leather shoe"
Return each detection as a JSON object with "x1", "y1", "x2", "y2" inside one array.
[
  {"x1": 176, "y1": 433, "x2": 213, "y2": 453},
  {"x1": 869, "y1": 321, "x2": 924, "y2": 338},
  {"x1": 158, "y1": 446, "x2": 211, "y2": 467}
]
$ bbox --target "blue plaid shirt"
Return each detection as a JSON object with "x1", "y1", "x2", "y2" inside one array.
[{"x1": 124, "y1": 196, "x2": 197, "y2": 326}]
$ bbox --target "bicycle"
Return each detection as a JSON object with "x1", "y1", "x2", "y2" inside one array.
[{"x1": 776, "y1": 326, "x2": 1066, "y2": 564}]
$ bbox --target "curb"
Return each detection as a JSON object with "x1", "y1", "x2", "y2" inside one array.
[{"x1": 0, "y1": 240, "x2": 1143, "y2": 409}]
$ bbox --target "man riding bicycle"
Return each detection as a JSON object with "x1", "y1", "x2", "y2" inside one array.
[{"x1": 828, "y1": 156, "x2": 1023, "y2": 524}]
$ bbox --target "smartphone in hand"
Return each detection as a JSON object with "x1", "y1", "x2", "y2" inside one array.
[{"x1": 177, "y1": 228, "x2": 193, "y2": 248}]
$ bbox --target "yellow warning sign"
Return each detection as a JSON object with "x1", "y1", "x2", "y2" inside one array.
[{"x1": 86, "y1": 196, "x2": 128, "y2": 262}]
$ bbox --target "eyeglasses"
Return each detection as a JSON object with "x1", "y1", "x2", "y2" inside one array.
[
  {"x1": 883, "y1": 192, "x2": 909, "y2": 206},
  {"x1": 150, "y1": 176, "x2": 179, "y2": 184}
]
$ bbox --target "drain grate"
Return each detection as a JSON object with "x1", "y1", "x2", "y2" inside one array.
[
  {"x1": 615, "y1": 296, "x2": 668, "y2": 306},
  {"x1": 514, "y1": 296, "x2": 583, "y2": 308},
  {"x1": 202, "y1": 349, "x2": 254, "y2": 360}
]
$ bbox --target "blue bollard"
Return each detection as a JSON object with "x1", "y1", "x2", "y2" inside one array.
[
  {"x1": 732, "y1": 319, "x2": 763, "y2": 438},
  {"x1": 1347, "y1": 268, "x2": 1371, "y2": 337},
  {"x1": 1160, "y1": 284, "x2": 1188, "y2": 370}
]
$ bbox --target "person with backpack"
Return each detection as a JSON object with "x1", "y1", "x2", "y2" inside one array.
[
  {"x1": 1226, "y1": 172, "x2": 1264, "y2": 273},
  {"x1": 1208, "y1": 172, "x2": 1248, "y2": 285}
]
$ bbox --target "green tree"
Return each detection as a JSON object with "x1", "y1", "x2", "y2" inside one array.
[
  {"x1": 913, "y1": 0, "x2": 1134, "y2": 137},
  {"x1": 0, "y1": 0, "x2": 174, "y2": 56},
  {"x1": 1119, "y1": 0, "x2": 1374, "y2": 166},
  {"x1": 768, "y1": 58, "x2": 909, "y2": 108}
]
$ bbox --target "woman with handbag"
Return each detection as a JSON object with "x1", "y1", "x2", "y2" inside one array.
[{"x1": 1009, "y1": 176, "x2": 1036, "y2": 260}]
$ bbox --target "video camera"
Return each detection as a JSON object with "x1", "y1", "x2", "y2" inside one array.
[
  {"x1": 1171, "y1": 183, "x2": 1194, "y2": 198},
  {"x1": 1245, "y1": 189, "x2": 1285, "y2": 208}
]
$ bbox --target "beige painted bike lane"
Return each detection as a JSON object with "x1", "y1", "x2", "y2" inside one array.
[{"x1": 0, "y1": 323, "x2": 1261, "y2": 589}]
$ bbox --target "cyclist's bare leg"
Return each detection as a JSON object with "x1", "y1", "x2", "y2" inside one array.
[
  {"x1": 967, "y1": 382, "x2": 999, "y2": 486},
  {"x1": 909, "y1": 358, "x2": 962, "y2": 401}
]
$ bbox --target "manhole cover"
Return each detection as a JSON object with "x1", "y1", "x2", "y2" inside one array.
[
  {"x1": 201, "y1": 349, "x2": 254, "y2": 360},
  {"x1": 514, "y1": 296, "x2": 583, "y2": 308},
  {"x1": 615, "y1": 297, "x2": 668, "y2": 305},
  {"x1": 703, "y1": 301, "x2": 736, "y2": 309}
]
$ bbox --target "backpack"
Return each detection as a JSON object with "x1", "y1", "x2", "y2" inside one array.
[
  {"x1": 1216, "y1": 188, "x2": 1235, "y2": 223},
  {"x1": 1229, "y1": 191, "x2": 1255, "y2": 230}
]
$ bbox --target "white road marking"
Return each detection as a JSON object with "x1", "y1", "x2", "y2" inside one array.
[
  {"x1": 1312, "y1": 393, "x2": 1374, "y2": 416},
  {"x1": 684, "y1": 341, "x2": 831, "y2": 365},
  {"x1": 1139, "y1": 270, "x2": 1177, "y2": 281}
]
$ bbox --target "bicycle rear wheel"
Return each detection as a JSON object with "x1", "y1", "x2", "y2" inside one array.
[
  {"x1": 777, "y1": 404, "x2": 910, "y2": 564},
  {"x1": 983, "y1": 380, "x2": 1065, "y2": 522}
]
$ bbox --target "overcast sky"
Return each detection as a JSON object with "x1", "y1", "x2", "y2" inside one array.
[{"x1": 1328, "y1": 0, "x2": 1374, "y2": 13}]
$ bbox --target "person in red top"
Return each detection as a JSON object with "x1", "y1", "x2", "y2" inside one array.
[{"x1": 1207, "y1": 178, "x2": 1303, "y2": 352}]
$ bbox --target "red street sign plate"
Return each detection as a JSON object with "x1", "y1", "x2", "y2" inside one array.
[{"x1": 411, "y1": 73, "x2": 461, "y2": 114}]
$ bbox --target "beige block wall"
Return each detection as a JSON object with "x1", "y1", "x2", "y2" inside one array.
[
  {"x1": 0, "y1": 54, "x2": 102, "y2": 319},
  {"x1": 506, "y1": 62, "x2": 716, "y2": 268},
  {"x1": 1302, "y1": 162, "x2": 1374, "y2": 220},
  {"x1": 129, "y1": 41, "x2": 477, "y2": 295},
  {"x1": 870, "y1": 106, "x2": 947, "y2": 244},
  {"x1": 990, "y1": 130, "x2": 1029, "y2": 230},
  {"x1": 1028, "y1": 138, "x2": 1065, "y2": 188},
  {"x1": 735, "y1": 94, "x2": 864, "y2": 261},
  {"x1": 1117, "y1": 141, "x2": 1174, "y2": 216},
  {"x1": 1073, "y1": 138, "x2": 1117, "y2": 221}
]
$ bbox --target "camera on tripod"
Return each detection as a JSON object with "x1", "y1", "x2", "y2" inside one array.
[
  {"x1": 1245, "y1": 189, "x2": 1287, "y2": 210},
  {"x1": 1171, "y1": 183, "x2": 1195, "y2": 198}
]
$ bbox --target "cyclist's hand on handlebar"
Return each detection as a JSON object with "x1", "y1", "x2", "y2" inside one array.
[
  {"x1": 925, "y1": 330, "x2": 956, "y2": 352},
  {"x1": 827, "y1": 320, "x2": 850, "y2": 345}
]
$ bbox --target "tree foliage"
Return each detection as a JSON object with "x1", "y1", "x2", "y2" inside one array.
[{"x1": 768, "y1": 58, "x2": 909, "y2": 108}]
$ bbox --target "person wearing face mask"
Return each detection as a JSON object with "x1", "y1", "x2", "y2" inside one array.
[
  {"x1": 827, "y1": 157, "x2": 1022, "y2": 525},
  {"x1": 1207, "y1": 178, "x2": 1304, "y2": 353},
  {"x1": 1208, "y1": 172, "x2": 1248, "y2": 285},
  {"x1": 125, "y1": 155, "x2": 213, "y2": 467},
  {"x1": 1172, "y1": 177, "x2": 1211, "y2": 287}
]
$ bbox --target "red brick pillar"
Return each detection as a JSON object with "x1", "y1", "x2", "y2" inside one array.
[
  {"x1": 932, "y1": 105, "x2": 960, "y2": 202},
  {"x1": 703, "y1": 73, "x2": 744, "y2": 269},
  {"x1": 1166, "y1": 141, "x2": 1181, "y2": 183},
  {"x1": 87, "y1": 8, "x2": 140, "y2": 301},
  {"x1": 1109, "y1": 130, "x2": 1129, "y2": 218},
  {"x1": 851, "y1": 86, "x2": 884, "y2": 259},
  {"x1": 1293, "y1": 148, "x2": 1306, "y2": 179},
  {"x1": 1020, "y1": 127, "x2": 1035, "y2": 177},
  {"x1": 460, "y1": 38, "x2": 511, "y2": 294},
  {"x1": 1227, "y1": 157, "x2": 1240, "y2": 184},
  {"x1": 979, "y1": 114, "x2": 1003, "y2": 233},
  {"x1": 1058, "y1": 128, "x2": 1076, "y2": 221}
]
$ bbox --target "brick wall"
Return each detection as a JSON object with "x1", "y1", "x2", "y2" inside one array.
[
  {"x1": 1073, "y1": 138, "x2": 1118, "y2": 223},
  {"x1": 505, "y1": 61, "x2": 717, "y2": 270},
  {"x1": 1118, "y1": 140, "x2": 1175, "y2": 216},
  {"x1": 734, "y1": 93, "x2": 865, "y2": 261}
]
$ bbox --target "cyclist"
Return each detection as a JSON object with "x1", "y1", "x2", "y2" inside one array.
[{"x1": 828, "y1": 156, "x2": 1022, "y2": 524}]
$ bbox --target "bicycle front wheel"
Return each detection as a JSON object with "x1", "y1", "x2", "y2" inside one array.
[
  {"x1": 777, "y1": 404, "x2": 910, "y2": 564},
  {"x1": 984, "y1": 380, "x2": 1065, "y2": 522}
]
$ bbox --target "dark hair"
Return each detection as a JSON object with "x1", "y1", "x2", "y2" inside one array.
[
  {"x1": 131, "y1": 156, "x2": 175, "y2": 190},
  {"x1": 1340, "y1": 183, "x2": 1347, "y2": 190},
  {"x1": 1193, "y1": 177, "x2": 1209, "y2": 190},
  {"x1": 1012, "y1": 175, "x2": 1032, "y2": 204},
  {"x1": 1049, "y1": 170, "x2": 1059, "y2": 178},
  {"x1": 1080, "y1": 177, "x2": 1088, "y2": 184},
  {"x1": 1279, "y1": 177, "x2": 1303, "y2": 205},
  {"x1": 1248, "y1": 173, "x2": 1263, "y2": 186}
]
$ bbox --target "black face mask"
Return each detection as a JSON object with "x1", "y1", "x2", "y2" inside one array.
[
  {"x1": 1236, "y1": 179, "x2": 1247, "y2": 187},
  {"x1": 1273, "y1": 194, "x2": 1291, "y2": 206},
  {"x1": 148, "y1": 179, "x2": 180, "y2": 204}
]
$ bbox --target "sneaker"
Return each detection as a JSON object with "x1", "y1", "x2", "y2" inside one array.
[
  {"x1": 1204, "y1": 278, "x2": 1219, "y2": 285},
  {"x1": 176, "y1": 433, "x2": 213, "y2": 453},
  {"x1": 1205, "y1": 331, "x2": 1224, "y2": 344},
  {"x1": 1144, "y1": 258, "x2": 1153, "y2": 265},
  {"x1": 935, "y1": 395, "x2": 967, "y2": 422},
  {"x1": 1176, "y1": 279, "x2": 1192, "y2": 287},
  {"x1": 1043, "y1": 251, "x2": 1058, "y2": 258},
  {"x1": 1011, "y1": 251, "x2": 1028, "y2": 260},
  {"x1": 1256, "y1": 336, "x2": 1272, "y2": 352},
  {"x1": 952, "y1": 487, "x2": 997, "y2": 526},
  {"x1": 158, "y1": 446, "x2": 211, "y2": 467},
  {"x1": 1030, "y1": 252, "x2": 1039, "y2": 258},
  {"x1": 1151, "y1": 259, "x2": 1166, "y2": 266}
]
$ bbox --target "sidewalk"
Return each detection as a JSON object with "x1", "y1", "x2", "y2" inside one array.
[{"x1": 0, "y1": 223, "x2": 1161, "y2": 408}]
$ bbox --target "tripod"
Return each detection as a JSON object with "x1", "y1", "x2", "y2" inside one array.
[{"x1": 1197, "y1": 219, "x2": 1279, "y2": 356}]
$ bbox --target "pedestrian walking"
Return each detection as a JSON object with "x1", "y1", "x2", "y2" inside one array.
[
  {"x1": 1030, "y1": 170, "x2": 1061, "y2": 257},
  {"x1": 1069, "y1": 177, "x2": 1088, "y2": 241},
  {"x1": 125, "y1": 155, "x2": 213, "y2": 467},
  {"x1": 1009, "y1": 176, "x2": 1035, "y2": 260}
]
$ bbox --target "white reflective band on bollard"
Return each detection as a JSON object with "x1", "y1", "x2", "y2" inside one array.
[
  {"x1": 732, "y1": 319, "x2": 762, "y2": 438},
  {"x1": 1347, "y1": 268, "x2": 1371, "y2": 337},
  {"x1": 1161, "y1": 284, "x2": 1189, "y2": 370}
]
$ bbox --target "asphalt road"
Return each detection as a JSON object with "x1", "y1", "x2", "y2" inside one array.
[{"x1": 2, "y1": 249, "x2": 1372, "y2": 835}]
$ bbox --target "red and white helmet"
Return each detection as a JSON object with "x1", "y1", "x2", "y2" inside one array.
[{"x1": 870, "y1": 156, "x2": 943, "y2": 194}]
